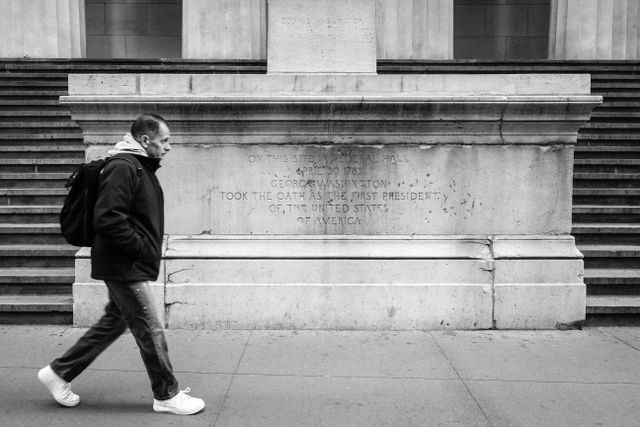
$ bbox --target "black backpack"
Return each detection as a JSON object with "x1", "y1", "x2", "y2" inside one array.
[{"x1": 60, "y1": 154, "x2": 142, "y2": 247}]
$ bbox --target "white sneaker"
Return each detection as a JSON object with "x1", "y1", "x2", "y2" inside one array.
[
  {"x1": 37, "y1": 365, "x2": 80, "y2": 407},
  {"x1": 153, "y1": 387, "x2": 205, "y2": 415}
]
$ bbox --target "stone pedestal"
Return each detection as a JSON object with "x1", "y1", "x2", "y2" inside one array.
[
  {"x1": 63, "y1": 73, "x2": 600, "y2": 329},
  {"x1": 550, "y1": 0, "x2": 640, "y2": 59},
  {"x1": 0, "y1": 0, "x2": 85, "y2": 58}
]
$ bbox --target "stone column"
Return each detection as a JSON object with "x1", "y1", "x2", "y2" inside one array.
[
  {"x1": 182, "y1": 0, "x2": 267, "y2": 60},
  {"x1": 0, "y1": 0, "x2": 85, "y2": 58},
  {"x1": 377, "y1": 0, "x2": 453, "y2": 60},
  {"x1": 550, "y1": 0, "x2": 640, "y2": 59}
]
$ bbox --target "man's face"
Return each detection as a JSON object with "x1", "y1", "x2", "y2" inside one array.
[{"x1": 141, "y1": 123, "x2": 171, "y2": 159}]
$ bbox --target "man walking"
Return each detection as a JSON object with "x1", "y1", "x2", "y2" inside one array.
[{"x1": 38, "y1": 114, "x2": 205, "y2": 415}]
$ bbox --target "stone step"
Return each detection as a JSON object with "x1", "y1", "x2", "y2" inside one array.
[
  {"x1": 573, "y1": 223, "x2": 640, "y2": 234},
  {"x1": 573, "y1": 223, "x2": 640, "y2": 245},
  {"x1": 585, "y1": 269, "x2": 640, "y2": 285},
  {"x1": 573, "y1": 205, "x2": 640, "y2": 223},
  {"x1": 0, "y1": 110, "x2": 69, "y2": 117},
  {"x1": 592, "y1": 74, "x2": 640, "y2": 80},
  {"x1": 0, "y1": 80, "x2": 66, "y2": 87},
  {"x1": 575, "y1": 145, "x2": 640, "y2": 152},
  {"x1": 0, "y1": 72, "x2": 67, "y2": 79},
  {"x1": 0, "y1": 121, "x2": 78, "y2": 128},
  {"x1": 0, "y1": 100, "x2": 62, "y2": 106},
  {"x1": 591, "y1": 111, "x2": 640, "y2": 118},
  {"x1": 573, "y1": 205, "x2": 640, "y2": 214},
  {"x1": 0, "y1": 268, "x2": 73, "y2": 295},
  {"x1": 579, "y1": 245, "x2": 640, "y2": 269},
  {"x1": 574, "y1": 173, "x2": 640, "y2": 180},
  {"x1": 0, "y1": 172, "x2": 69, "y2": 189},
  {"x1": 574, "y1": 159, "x2": 640, "y2": 174},
  {"x1": 0, "y1": 205, "x2": 62, "y2": 222},
  {"x1": 578, "y1": 244, "x2": 640, "y2": 258},
  {"x1": 0, "y1": 295, "x2": 72, "y2": 312},
  {"x1": 0, "y1": 188, "x2": 67, "y2": 205},
  {"x1": 0, "y1": 90, "x2": 66, "y2": 97},
  {"x1": 0, "y1": 268, "x2": 74, "y2": 283},
  {"x1": 581, "y1": 122, "x2": 640, "y2": 129},
  {"x1": 0, "y1": 133, "x2": 82, "y2": 140},
  {"x1": 575, "y1": 159, "x2": 640, "y2": 165},
  {"x1": 586, "y1": 296, "x2": 640, "y2": 314},
  {"x1": 592, "y1": 82, "x2": 640, "y2": 89},
  {"x1": 600, "y1": 102, "x2": 640, "y2": 108},
  {"x1": 0, "y1": 244, "x2": 77, "y2": 268},
  {"x1": 577, "y1": 134, "x2": 640, "y2": 141},
  {"x1": 591, "y1": 92, "x2": 640, "y2": 98},
  {"x1": 0, "y1": 223, "x2": 65, "y2": 244},
  {"x1": 0, "y1": 148, "x2": 84, "y2": 159},
  {"x1": 0, "y1": 159, "x2": 80, "y2": 173},
  {"x1": 0, "y1": 171, "x2": 69, "y2": 182},
  {"x1": 0, "y1": 145, "x2": 83, "y2": 153},
  {"x1": 573, "y1": 188, "x2": 640, "y2": 196}
]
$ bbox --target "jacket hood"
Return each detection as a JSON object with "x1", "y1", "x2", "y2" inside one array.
[{"x1": 107, "y1": 133, "x2": 148, "y2": 157}]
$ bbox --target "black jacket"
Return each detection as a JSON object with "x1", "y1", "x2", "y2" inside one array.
[{"x1": 91, "y1": 153, "x2": 164, "y2": 282}]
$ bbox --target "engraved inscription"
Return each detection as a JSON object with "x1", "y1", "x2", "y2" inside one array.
[
  {"x1": 216, "y1": 147, "x2": 452, "y2": 232},
  {"x1": 268, "y1": 0, "x2": 376, "y2": 74}
]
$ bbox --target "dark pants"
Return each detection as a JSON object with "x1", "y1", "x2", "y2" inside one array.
[{"x1": 50, "y1": 281, "x2": 179, "y2": 400}]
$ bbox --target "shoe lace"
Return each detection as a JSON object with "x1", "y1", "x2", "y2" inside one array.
[
  {"x1": 182, "y1": 387, "x2": 191, "y2": 395},
  {"x1": 60, "y1": 383, "x2": 75, "y2": 400}
]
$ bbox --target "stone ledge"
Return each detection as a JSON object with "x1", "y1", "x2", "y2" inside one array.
[{"x1": 67, "y1": 74, "x2": 593, "y2": 96}]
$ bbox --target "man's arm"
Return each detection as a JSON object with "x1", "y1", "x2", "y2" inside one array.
[{"x1": 93, "y1": 160, "x2": 149, "y2": 259}]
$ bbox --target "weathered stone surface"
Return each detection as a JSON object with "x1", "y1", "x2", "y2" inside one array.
[
  {"x1": 165, "y1": 259, "x2": 492, "y2": 285},
  {"x1": 165, "y1": 283, "x2": 493, "y2": 330},
  {"x1": 68, "y1": 74, "x2": 137, "y2": 96},
  {"x1": 494, "y1": 283, "x2": 586, "y2": 329},
  {"x1": 267, "y1": 0, "x2": 376, "y2": 74},
  {"x1": 159, "y1": 144, "x2": 573, "y2": 235}
]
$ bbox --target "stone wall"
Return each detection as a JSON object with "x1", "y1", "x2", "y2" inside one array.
[
  {"x1": 85, "y1": 0, "x2": 181, "y2": 58},
  {"x1": 455, "y1": 0, "x2": 550, "y2": 59}
]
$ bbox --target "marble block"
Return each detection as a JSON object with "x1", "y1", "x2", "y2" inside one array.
[{"x1": 267, "y1": 0, "x2": 376, "y2": 74}]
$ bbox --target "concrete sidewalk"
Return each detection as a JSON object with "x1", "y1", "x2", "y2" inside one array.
[{"x1": 1, "y1": 326, "x2": 640, "y2": 426}]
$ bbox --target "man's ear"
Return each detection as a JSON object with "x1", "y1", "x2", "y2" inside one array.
[{"x1": 139, "y1": 135, "x2": 149, "y2": 147}]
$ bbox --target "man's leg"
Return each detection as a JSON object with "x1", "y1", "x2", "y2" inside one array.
[
  {"x1": 105, "y1": 280, "x2": 204, "y2": 415},
  {"x1": 104, "y1": 280, "x2": 179, "y2": 400},
  {"x1": 39, "y1": 291, "x2": 128, "y2": 406},
  {"x1": 50, "y1": 295, "x2": 127, "y2": 381}
]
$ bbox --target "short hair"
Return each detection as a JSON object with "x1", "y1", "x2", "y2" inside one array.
[{"x1": 130, "y1": 114, "x2": 168, "y2": 141}]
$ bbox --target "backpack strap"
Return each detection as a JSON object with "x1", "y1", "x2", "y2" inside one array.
[{"x1": 105, "y1": 154, "x2": 143, "y2": 198}]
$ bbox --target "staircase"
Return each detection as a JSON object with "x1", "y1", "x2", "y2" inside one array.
[
  {"x1": 0, "y1": 68, "x2": 83, "y2": 323},
  {"x1": 0, "y1": 59, "x2": 264, "y2": 324},
  {"x1": 0, "y1": 59, "x2": 638, "y2": 325},
  {"x1": 573, "y1": 70, "x2": 640, "y2": 324}
]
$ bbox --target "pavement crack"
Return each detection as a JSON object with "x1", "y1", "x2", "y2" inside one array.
[
  {"x1": 212, "y1": 330, "x2": 253, "y2": 426},
  {"x1": 430, "y1": 331, "x2": 496, "y2": 427},
  {"x1": 600, "y1": 327, "x2": 640, "y2": 352}
]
